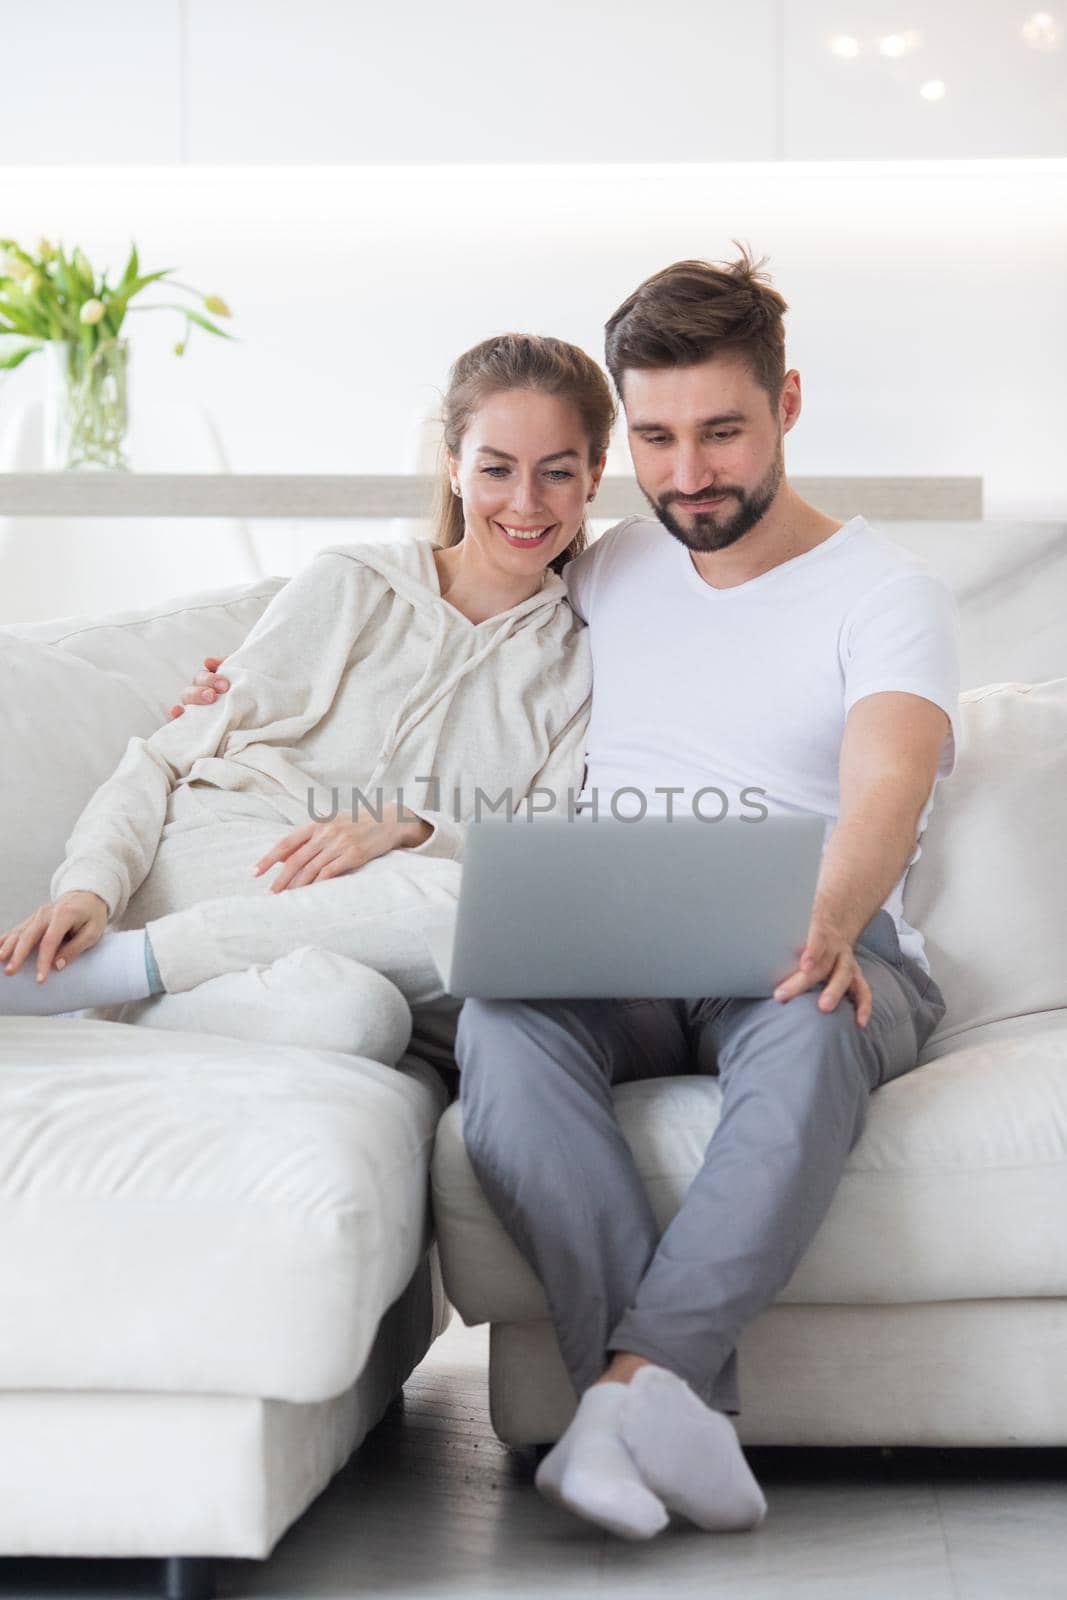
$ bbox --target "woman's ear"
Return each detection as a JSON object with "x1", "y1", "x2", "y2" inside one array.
[{"x1": 588, "y1": 450, "x2": 609, "y2": 499}]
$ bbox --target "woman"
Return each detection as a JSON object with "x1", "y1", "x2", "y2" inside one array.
[{"x1": 0, "y1": 333, "x2": 611, "y2": 1063}]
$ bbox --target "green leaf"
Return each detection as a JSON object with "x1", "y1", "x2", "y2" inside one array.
[
  {"x1": 53, "y1": 248, "x2": 77, "y2": 301},
  {"x1": 0, "y1": 335, "x2": 43, "y2": 371},
  {"x1": 27, "y1": 271, "x2": 66, "y2": 340},
  {"x1": 107, "y1": 269, "x2": 175, "y2": 328},
  {"x1": 118, "y1": 240, "x2": 139, "y2": 292},
  {"x1": 72, "y1": 248, "x2": 95, "y2": 292},
  {"x1": 0, "y1": 284, "x2": 47, "y2": 338},
  {"x1": 0, "y1": 302, "x2": 33, "y2": 336}
]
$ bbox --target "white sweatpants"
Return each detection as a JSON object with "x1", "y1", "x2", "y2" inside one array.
[{"x1": 116, "y1": 816, "x2": 460, "y2": 1007}]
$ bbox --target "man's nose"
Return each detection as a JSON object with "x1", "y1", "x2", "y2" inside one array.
[{"x1": 672, "y1": 448, "x2": 714, "y2": 496}]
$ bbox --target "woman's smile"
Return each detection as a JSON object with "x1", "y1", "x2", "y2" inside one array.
[{"x1": 493, "y1": 521, "x2": 558, "y2": 548}]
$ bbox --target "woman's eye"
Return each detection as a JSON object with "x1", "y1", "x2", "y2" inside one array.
[{"x1": 481, "y1": 467, "x2": 573, "y2": 480}]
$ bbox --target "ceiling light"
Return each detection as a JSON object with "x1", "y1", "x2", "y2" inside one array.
[
  {"x1": 919, "y1": 79, "x2": 947, "y2": 101},
  {"x1": 1021, "y1": 11, "x2": 1062, "y2": 49},
  {"x1": 878, "y1": 30, "x2": 922, "y2": 57},
  {"x1": 829, "y1": 34, "x2": 861, "y2": 58}
]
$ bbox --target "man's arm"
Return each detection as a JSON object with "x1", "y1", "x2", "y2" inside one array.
[{"x1": 773, "y1": 690, "x2": 951, "y2": 1024}]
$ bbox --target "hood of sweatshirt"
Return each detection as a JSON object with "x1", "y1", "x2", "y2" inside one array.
[
  {"x1": 315, "y1": 537, "x2": 576, "y2": 789},
  {"x1": 316, "y1": 536, "x2": 569, "y2": 628}
]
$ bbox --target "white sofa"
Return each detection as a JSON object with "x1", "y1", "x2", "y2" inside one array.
[
  {"x1": 0, "y1": 521, "x2": 1063, "y2": 1596},
  {"x1": 0, "y1": 573, "x2": 452, "y2": 1600},
  {"x1": 430, "y1": 522, "x2": 1067, "y2": 1450}
]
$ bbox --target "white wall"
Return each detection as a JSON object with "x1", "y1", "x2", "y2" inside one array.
[
  {"x1": 2, "y1": 160, "x2": 1065, "y2": 520},
  {"x1": 1, "y1": 1, "x2": 1064, "y2": 162}
]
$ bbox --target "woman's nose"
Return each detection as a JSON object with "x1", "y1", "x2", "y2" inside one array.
[{"x1": 508, "y1": 477, "x2": 546, "y2": 515}]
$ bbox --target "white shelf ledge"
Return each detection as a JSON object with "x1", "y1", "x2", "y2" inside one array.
[{"x1": 0, "y1": 473, "x2": 982, "y2": 520}]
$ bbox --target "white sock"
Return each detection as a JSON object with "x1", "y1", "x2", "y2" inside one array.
[
  {"x1": 534, "y1": 1381, "x2": 669, "y2": 1540},
  {"x1": 619, "y1": 1364, "x2": 767, "y2": 1533},
  {"x1": 0, "y1": 929, "x2": 155, "y2": 1017}
]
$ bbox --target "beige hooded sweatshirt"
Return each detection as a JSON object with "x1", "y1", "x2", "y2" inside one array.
[{"x1": 50, "y1": 539, "x2": 592, "y2": 925}]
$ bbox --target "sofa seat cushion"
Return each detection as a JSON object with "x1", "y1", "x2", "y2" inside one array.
[
  {"x1": 432, "y1": 1014, "x2": 1067, "y2": 1324},
  {"x1": 0, "y1": 1016, "x2": 441, "y2": 1401}
]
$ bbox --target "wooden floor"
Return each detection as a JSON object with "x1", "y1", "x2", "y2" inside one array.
[{"x1": 3, "y1": 1317, "x2": 1066, "y2": 1598}]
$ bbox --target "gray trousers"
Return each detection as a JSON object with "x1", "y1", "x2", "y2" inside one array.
[{"x1": 454, "y1": 909, "x2": 946, "y2": 1415}]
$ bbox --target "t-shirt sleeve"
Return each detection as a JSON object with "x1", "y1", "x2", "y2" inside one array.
[
  {"x1": 562, "y1": 518, "x2": 635, "y2": 624},
  {"x1": 841, "y1": 572, "x2": 962, "y2": 779},
  {"x1": 562, "y1": 545, "x2": 597, "y2": 624}
]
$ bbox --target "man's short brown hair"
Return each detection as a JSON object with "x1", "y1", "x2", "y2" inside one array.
[{"x1": 604, "y1": 244, "x2": 789, "y2": 408}]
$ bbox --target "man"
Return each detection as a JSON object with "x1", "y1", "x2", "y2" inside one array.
[{"x1": 454, "y1": 249, "x2": 959, "y2": 1540}]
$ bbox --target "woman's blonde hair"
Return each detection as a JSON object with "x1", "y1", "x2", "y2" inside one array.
[{"x1": 432, "y1": 332, "x2": 616, "y2": 577}]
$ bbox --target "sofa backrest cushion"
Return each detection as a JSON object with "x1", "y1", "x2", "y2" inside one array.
[
  {"x1": 5, "y1": 575, "x2": 286, "y2": 724},
  {"x1": 903, "y1": 677, "x2": 1067, "y2": 1043},
  {"x1": 883, "y1": 523, "x2": 1067, "y2": 691},
  {"x1": 0, "y1": 578, "x2": 284, "y2": 931}
]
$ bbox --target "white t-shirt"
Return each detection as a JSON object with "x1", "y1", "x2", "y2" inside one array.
[{"x1": 563, "y1": 514, "x2": 961, "y2": 976}]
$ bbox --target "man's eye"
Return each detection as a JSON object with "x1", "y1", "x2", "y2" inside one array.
[{"x1": 712, "y1": 430, "x2": 739, "y2": 441}]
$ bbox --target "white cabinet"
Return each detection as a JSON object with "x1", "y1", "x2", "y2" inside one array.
[
  {"x1": 185, "y1": 0, "x2": 780, "y2": 162},
  {"x1": 783, "y1": 0, "x2": 1067, "y2": 159},
  {"x1": 0, "y1": 1, "x2": 182, "y2": 163}
]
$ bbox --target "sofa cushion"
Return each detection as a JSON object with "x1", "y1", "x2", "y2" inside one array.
[
  {"x1": 432, "y1": 1013, "x2": 1067, "y2": 1324},
  {"x1": 0, "y1": 634, "x2": 165, "y2": 931},
  {"x1": 0, "y1": 580, "x2": 283, "y2": 933},
  {"x1": 0, "y1": 1015, "x2": 442, "y2": 1401},
  {"x1": 5, "y1": 575, "x2": 284, "y2": 725},
  {"x1": 904, "y1": 678, "x2": 1067, "y2": 1041}
]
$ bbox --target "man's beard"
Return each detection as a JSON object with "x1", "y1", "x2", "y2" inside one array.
[{"x1": 645, "y1": 447, "x2": 784, "y2": 553}]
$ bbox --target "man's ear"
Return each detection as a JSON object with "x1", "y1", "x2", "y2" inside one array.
[{"x1": 780, "y1": 370, "x2": 802, "y2": 436}]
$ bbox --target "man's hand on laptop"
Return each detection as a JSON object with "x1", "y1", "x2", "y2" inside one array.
[
  {"x1": 772, "y1": 915, "x2": 872, "y2": 1029},
  {"x1": 169, "y1": 656, "x2": 230, "y2": 719}
]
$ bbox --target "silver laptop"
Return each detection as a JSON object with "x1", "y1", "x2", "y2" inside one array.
[{"x1": 424, "y1": 813, "x2": 825, "y2": 1000}]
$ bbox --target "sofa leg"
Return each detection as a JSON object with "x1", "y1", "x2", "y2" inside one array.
[{"x1": 161, "y1": 1556, "x2": 216, "y2": 1600}]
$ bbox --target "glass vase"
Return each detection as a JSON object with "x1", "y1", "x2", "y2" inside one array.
[{"x1": 43, "y1": 337, "x2": 130, "y2": 471}]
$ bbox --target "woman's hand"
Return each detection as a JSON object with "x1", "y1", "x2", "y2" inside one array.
[
  {"x1": 253, "y1": 804, "x2": 433, "y2": 893},
  {"x1": 0, "y1": 891, "x2": 109, "y2": 985},
  {"x1": 169, "y1": 655, "x2": 230, "y2": 720}
]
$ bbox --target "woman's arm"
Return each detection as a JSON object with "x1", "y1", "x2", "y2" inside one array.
[{"x1": 50, "y1": 550, "x2": 377, "y2": 923}]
